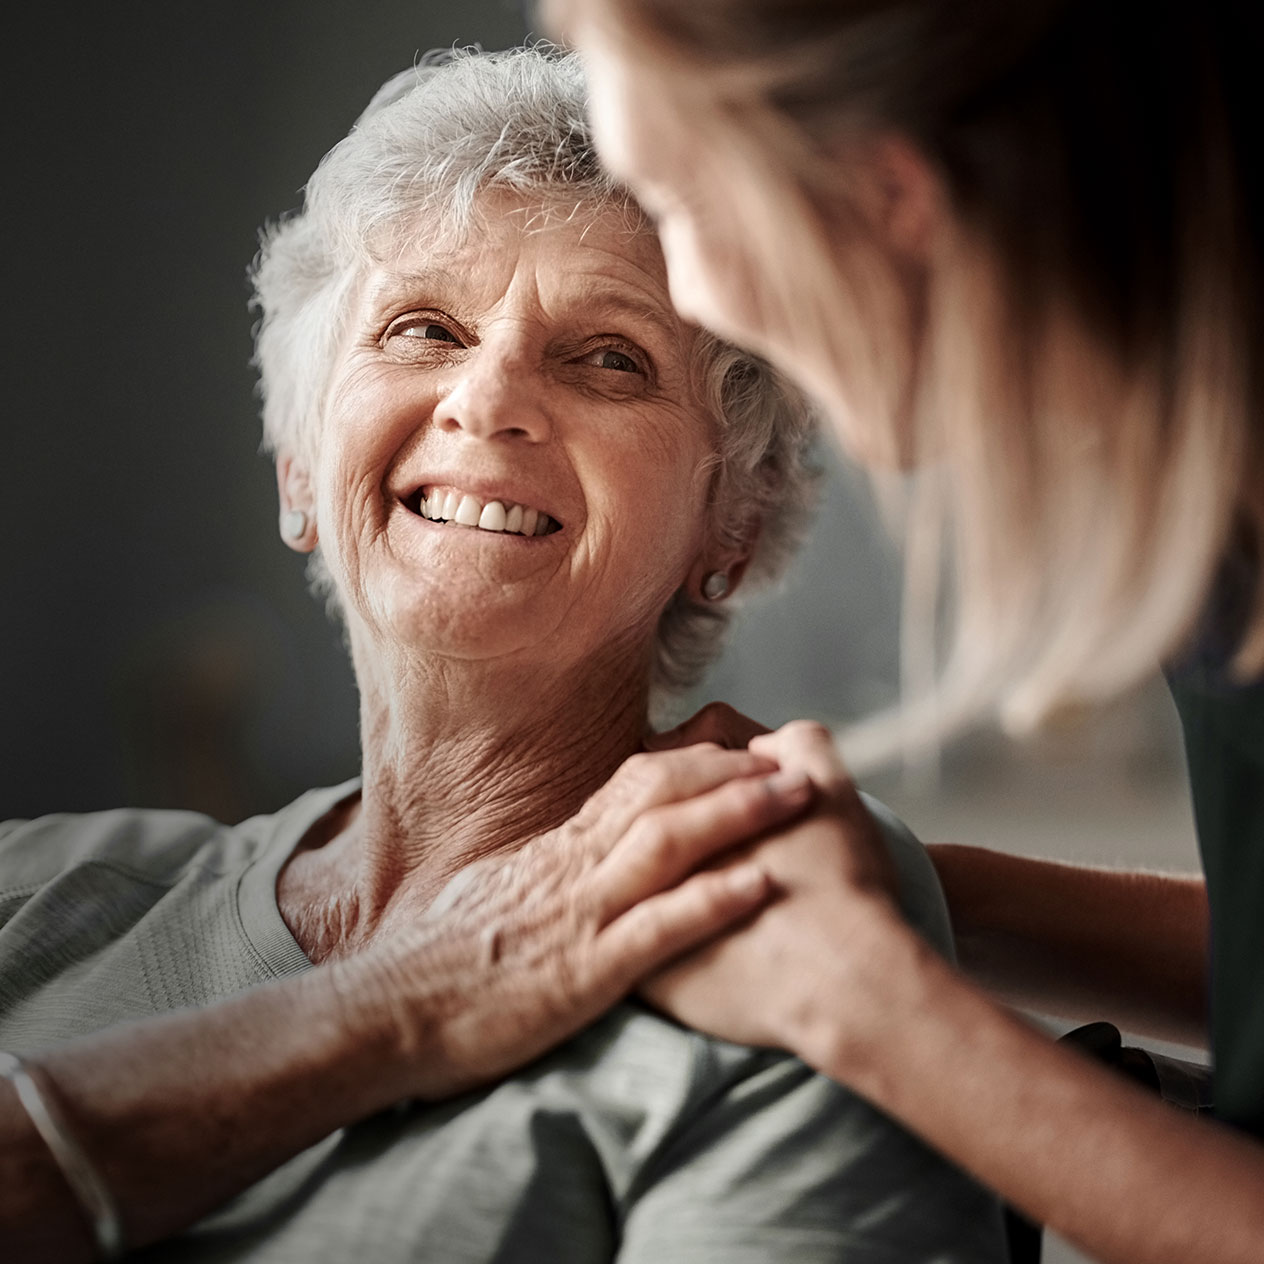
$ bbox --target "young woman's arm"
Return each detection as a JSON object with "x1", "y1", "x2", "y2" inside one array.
[{"x1": 929, "y1": 844, "x2": 1209, "y2": 1046}]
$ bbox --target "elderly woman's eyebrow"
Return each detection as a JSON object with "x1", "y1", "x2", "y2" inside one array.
[
  {"x1": 369, "y1": 270, "x2": 683, "y2": 348},
  {"x1": 578, "y1": 291, "x2": 684, "y2": 346},
  {"x1": 368, "y1": 265, "x2": 464, "y2": 309}
]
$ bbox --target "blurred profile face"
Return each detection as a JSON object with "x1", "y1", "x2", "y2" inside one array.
[
  {"x1": 309, "y1": 194, "x2": 718, "y2": 679},
  {"x1": 578, "y1": 37, "x2": 772, "y2": 369},
  {"x1": 573, "y1": 24, "x2": 918, "y2": 469}
]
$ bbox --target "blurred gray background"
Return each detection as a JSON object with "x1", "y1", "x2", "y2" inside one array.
[{"x1": 4, "y1": 6, "x2": 1200, "y2": 1260}]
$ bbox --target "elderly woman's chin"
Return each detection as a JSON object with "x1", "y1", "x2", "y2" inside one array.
[{"x1": 337, "y1": 554, "x2": 650, "y2": 688}]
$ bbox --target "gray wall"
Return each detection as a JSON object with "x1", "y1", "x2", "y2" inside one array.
[{"x1": 5, "y1": 2, "x2": 531, "y2": 818}]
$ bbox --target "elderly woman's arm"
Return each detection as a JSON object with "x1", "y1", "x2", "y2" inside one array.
[
  {"x1": 0, "y1": 967, "x2": 389, "y2": 1259},
  {"x1": 1, "y1": 743, "x2": 810, "y2": 1261}
]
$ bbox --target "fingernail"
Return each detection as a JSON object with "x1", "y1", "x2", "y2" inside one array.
[{"x1": 765, "y1": 768, "x2": 812, "y2": 800}]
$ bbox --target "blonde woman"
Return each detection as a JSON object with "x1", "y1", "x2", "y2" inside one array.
[{"x1": 549, "y1": 3, "x2": 1264, "y2": 1262}]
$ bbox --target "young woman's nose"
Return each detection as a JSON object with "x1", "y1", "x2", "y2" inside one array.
[{"x1": 432, "y1": 347, "x2": 551, "y2": 442}]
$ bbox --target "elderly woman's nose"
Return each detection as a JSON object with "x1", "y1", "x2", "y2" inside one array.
[{"x1": 433, "y1": 353, "x2": 550, "y2": 442}]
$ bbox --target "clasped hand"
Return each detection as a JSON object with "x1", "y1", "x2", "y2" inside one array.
[
  {"x1": 342, "y1": 731, "x2": 810, "y2": 1100},
  {"x1": 342, "y1": 707, "x2": 908, "y2": 1102},
  {"x1": 643, "y1": 708, "x2": 912, "y2": 1074}
]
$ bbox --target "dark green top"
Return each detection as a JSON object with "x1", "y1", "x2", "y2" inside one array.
[{"x1": 1167, "y1": 553, "x2": 1264, "y2": 1138}]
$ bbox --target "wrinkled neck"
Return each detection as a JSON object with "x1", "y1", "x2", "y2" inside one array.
[{"x1": 278, "y1": 633, "x2": 653, "y2": 961}]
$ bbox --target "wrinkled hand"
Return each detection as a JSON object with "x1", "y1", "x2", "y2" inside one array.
[
  {"x1": 339, "y1": 742, "x2": 814, "y2": 1101},
  {"x1": 643, "y1": 700, "x2": 771, "y2": 752},
  {"x1": 639, "y1": 721, "x2": 912, "y2": 1070}
]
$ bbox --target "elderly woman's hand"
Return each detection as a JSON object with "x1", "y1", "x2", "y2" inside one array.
[
  {"x1": 638, "y1": 721, "x2": 910, "y2": 1068},
  {"x1": 334, "y1": 741, "x2": 814, "y2": 1100}
]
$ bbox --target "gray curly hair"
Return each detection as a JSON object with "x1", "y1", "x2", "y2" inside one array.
[{"x1": 250, "y1": 44, "x2": 820, "y2": 709}]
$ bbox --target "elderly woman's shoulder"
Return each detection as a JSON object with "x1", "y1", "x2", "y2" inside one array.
[
  {"x1": 558, "y1": 998, "x2": 891, "y2": 1150},
  {"x1": 0, "y1": 782, "x2": 355, "y2": 898},
  {"x1": 0, "y1": 806, "x2": 237, "y2": 895}
]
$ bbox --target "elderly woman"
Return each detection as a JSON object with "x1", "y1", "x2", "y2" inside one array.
[{"x1": 0, "y1": 47, "x2": 1005, "y2": 1262}]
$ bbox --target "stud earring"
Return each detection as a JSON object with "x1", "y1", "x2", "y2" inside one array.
[
  {"x1": 282, "y1": 509, "x2": 309, "y2": 541},
  {"x1": 702, "y1": 571, "x2": 730, "y2": 601}
]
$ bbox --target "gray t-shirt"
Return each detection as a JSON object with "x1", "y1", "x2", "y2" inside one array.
[{"x1": 0, "y1": 784, "x2": 1006, "y2": 1262}]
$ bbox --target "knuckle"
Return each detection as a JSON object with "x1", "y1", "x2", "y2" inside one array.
[
  {"x1": 634, "y1": 811, "x2": 682, "y2": 869},
  {"x1": 620, "y1": 902, "x2": 665, "y2": 956},
  {"x1": 620, "y1": 751, "x2": 672, "y2": 800}
]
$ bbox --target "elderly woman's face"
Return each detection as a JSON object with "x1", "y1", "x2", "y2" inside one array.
[{"x1": 310, "y1": 197, "x2": 716, "y2": 670}]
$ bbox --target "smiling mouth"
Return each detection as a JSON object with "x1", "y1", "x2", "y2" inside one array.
[{"x1": 409, "y1": 486, "x2": 562, "y2": 537}]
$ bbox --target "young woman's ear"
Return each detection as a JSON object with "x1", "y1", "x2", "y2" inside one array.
[
  {"x1": 830, "y1": 133, "x2": 943, "y2": 264},
  {"x1": 275, "y1": 453, "x2": 318, "y2": 553}
]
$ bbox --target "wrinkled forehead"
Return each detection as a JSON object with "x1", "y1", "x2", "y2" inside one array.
[
  {"x1": 364, "y1": 184, "x2": 652, "y2": 266},
  {"x1": 352, "y1": 187, "x2": 675, "y2": 318}
]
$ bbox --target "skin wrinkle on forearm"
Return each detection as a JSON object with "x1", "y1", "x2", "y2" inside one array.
[
  {"x1": 928, "y1": 844, "x2": 1210, "y2": 1047},
  {"x1": 0, "y1": 966, "x2": 404, "y2": 1264}
]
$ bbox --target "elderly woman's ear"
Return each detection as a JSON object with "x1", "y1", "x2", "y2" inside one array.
[
  {"x1": 688, "y1": 525, "x2": 759, "y2": 604},
  {"x1": 276, "y1": 452, "x2": 318, "y2": 553}
]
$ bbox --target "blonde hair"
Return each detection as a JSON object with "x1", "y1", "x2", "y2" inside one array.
[{"x1": 570, "y1": 0, "x2": 1264, "y2": 763}]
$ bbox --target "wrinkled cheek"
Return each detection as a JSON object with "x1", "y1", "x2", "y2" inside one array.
[{"x1": 315, "y1": 470, "x2": 376, "y2": 621}]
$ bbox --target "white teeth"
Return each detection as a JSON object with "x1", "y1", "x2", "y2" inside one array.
[
  {"x1": 455, "y1": 494, "x2": 482, "y2": 527},
  {"x1": 478, "y1": 501, "x2": 507, "y2": 532},
  {"x1": 419, "y1": 488, "x2": 554, "y2": 536}
]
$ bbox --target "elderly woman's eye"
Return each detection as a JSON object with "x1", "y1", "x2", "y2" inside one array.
[
  {"x1": 400, "y1": 322, "x2": 459, "y2": 343},
  {"x1": 592, "y1": 348, "x2": 641, "y2": 373},
  {"x1": 381, "y1": 316, "x2": 466, "y2": 359}
]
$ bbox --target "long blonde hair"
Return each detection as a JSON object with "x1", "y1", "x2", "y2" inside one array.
[{"x1": 570, "y1": 0, "x2": 1264, "y2": 764}]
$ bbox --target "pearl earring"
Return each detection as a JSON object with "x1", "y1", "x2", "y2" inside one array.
[
  {"x1": 702, "y1": 571, "x2": 730, "y2": 601},
  {"x1": 282, "y1": 509, "x2": 308, "y2": 541}
]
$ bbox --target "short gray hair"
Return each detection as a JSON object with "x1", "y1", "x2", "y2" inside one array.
[{"x1": 250, "y1": 45, "x2": 820, "y2": 708}]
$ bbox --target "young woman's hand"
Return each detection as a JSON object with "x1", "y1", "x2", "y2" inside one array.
[{"x1": 639, "y1": 720, "x2": 910, "y2": 1068}]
